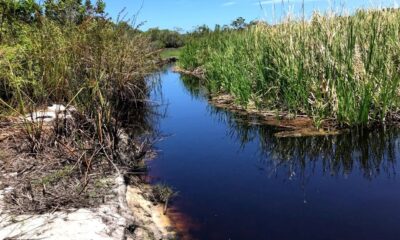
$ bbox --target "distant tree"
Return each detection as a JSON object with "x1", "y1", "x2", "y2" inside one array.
[
  {"x1": 116, "y1": 21, "x2": 142, "y2": 36},
  {"x1": 231, "y1": 17, "x2": 247, "y2": 30},
  {"x1": 44, "y1": 0, "x2": 105, "y2": 24},
  {"x1": 222, "y1": 24, "x2": 230, "y2": 31},
  {"x1": 249, "y1": 19, "x2": 268, "y2": 27},
  {"x1": 192, "y1": 24, "x2": 211, "y2": 36},
  {"x1": 214, "y1": 24, "x2": 221, "y2": 32},
  {"x1": 44, "y1": 0, "x2": 82, "y2": 24},
  {"x1": 84, "y1": 0, "x2": 92, "y2": 10},
  {"x1": 0, "y1": 0, "x2": 41, "y2": 23},
  {"x1": 146, "y1": 28, "x2": 184, "y2": 49},
  {"x1": 173, "y1": 27, "x2": 184, "y2": 33}
]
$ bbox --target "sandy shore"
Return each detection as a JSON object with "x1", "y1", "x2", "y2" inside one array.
[
  {"x1": 0, "y1": 176, "x2": 175, "y2": 240},
  {"x1": 0, "y1": 106, "x2": 176, "y2": 239},
  {"x1": 126, "y1": 185, "x2": 175, "y2": 239}
]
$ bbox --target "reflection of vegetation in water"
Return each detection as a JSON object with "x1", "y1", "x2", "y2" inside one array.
[
  {"x1": 178, "y1": 70, "x2": 399, "y2": 180},
  {"x1": 180, "y1": 74, "x2": 208, "y2": 100},
  {"x1": 208, "y1": 105, "x2": 399, "y2": 180}
]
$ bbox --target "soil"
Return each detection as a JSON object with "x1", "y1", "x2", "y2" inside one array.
[{"x1": 210, "y1": 94, "x2": 341, "y2": 138}]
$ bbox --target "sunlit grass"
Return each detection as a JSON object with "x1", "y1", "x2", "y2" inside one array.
[
  {"x1": 180, "y1": 8, "x2": 400, "y2": 127},
  {"x1": 160, "y1": 47, "x2": 182, "y2": 60},
  {"x1": 0, "y1": 18, "x2": 157, "y2": 125}
]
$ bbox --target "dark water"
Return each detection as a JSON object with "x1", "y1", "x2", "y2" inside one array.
[{"x1": 149, "y1": 67, "x2": 400, "y2": 240}]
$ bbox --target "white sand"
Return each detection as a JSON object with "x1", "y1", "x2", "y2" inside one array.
[{"x1": 0, "y1": 176, "x2": 175, "y2": 240}]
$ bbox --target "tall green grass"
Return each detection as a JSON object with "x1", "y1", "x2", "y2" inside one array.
[
  {"x1": 180, "y1": 9, "x2": 400, "y2": 127},
  {"x1": 0, "y1": 15, "x2": 158, "y2": 144},
  {"x1": 0, "y1": 1, "x2": 163, "y2": 214},
  {"x1": 1, "y1": 18, "x2": 156, "y2": 112}
]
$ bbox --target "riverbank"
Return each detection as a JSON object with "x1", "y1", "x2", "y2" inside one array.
[
  {"x1": 156, "y1": 48, "x2": 182, "y2": 66},
  {"x1": 0, "y1": 2, "x2": 182, "y2": 239},
  {"x1": 142, "y1": 62, "x2": 400, "y2": 240},
  {"x1": 0, "y1": 176, "x2": 175, "y2": 240},
  {"x1": 0, "y1": 110, "x2": 176, "y2": 239},
  {"x1": 179, "y1": 8, "x2": 400, "y2": 127},
  {"x1": 173, "y1": 66, "x2": 399, "y2": 137}
]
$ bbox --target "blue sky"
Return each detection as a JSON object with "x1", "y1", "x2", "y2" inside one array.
[{"x1": 103, "y1": 0, "x2": 397, "y2": 31}]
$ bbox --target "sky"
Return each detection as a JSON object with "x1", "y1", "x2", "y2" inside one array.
[{"x1": 103, "y1": 0, "x2": 398, "y2": 31}]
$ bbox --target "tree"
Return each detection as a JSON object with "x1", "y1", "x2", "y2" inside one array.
[
  {"x1": 94, "y1": 0, "x2": 105, "y2": 15},
  {"x1": 146, "y1": 28, "x2": 184, "y2": 49},
  {"x1": 44, "y1": 0, "x2": 83, "y2": 24},
  {"x1": 249, "y1": 19, "x2": 268, "y2": 27},
  {"x1": 0, "y1": 0, "x2": 42, "y2": 41},
  {"x1": 214, "y1": 24, "x2": 221, "y2": 32},
  {"x1": 231, "y1": 17, "x2": 247, "y2": 30},
  {"x1": 192, "y1": 24, "x2": 211, "y2": 36},
  {"x1": 0, "y1": 0, "x2": 41, "y2": 23},
  {"x1": 44, "y1": 0, "x2": 105, "y2": 24}
]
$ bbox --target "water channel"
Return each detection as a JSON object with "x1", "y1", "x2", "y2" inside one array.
[{"x1": 149, "y1": 66, "x2": 400, "y2": 240}]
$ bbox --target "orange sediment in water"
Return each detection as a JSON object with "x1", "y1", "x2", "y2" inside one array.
[
  {"x1": 126, "y1": 185, "x2": 200, "y2": 239},
  {"x1": 167, "y1": 205, "x2": 201, "y2": 240}
]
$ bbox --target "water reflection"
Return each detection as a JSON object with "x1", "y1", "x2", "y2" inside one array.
[
  {"x1": 180, "y1": 74, "x2": 208, "y2": 100},
  {"x1": 181, "y1": 74, "x2": 400, "y2": 181}
]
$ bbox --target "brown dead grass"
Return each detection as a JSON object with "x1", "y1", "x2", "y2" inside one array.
[{"x1": 0, "y1": 116, "x2": 117, "y2": 214}]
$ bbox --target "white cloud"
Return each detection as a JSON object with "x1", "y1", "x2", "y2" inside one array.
[{"x1": 222, "y1": 1, "x2": 237, "y2": 6}]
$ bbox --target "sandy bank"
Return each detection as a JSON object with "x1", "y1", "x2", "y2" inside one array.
[
  {"x1": 0, "y1": 106, "x2": 175, "y2": 240},
  {"x1": 0, "y1": 175, "x2": 175, "y2": 240}
]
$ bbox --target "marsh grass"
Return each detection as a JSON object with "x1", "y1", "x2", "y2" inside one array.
[
  {"x1": 160, "y1": 47, "x2": 182, "y2": 60},
  {"x1": 0, "y1": 13, "x2": 158, "y2": 148},
  {"x1": 0, "y1": 3, "x2": 160, "y2": 213},
  {"x1": 180, "y1": 8, "x2": 400, "y2": 127}
]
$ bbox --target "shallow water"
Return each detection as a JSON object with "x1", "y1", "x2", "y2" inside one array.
[{"x1": 149, "y1": 66, "x2": 400, "y2": 240}]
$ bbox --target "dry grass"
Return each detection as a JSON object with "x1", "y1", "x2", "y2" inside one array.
[{"x1": 0, "y1": 112, "x2": 156, "y2": 214}]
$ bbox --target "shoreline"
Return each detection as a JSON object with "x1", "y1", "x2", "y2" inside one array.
[
  {"x1": 209, "y1": 94, "x2": 342, "y2": 138},
  {"x1": 0, "y1": 111, "x2": 176, "y2": 240},
  {"x1": 0, "y1": 174, "x2": 176, "y2": 240},
  {"x1": 126, "y1": 184, "x2": 175, "y2": 239},
  {"x1": 173, "y1": 66, "x2": 400, "y2": 137}
]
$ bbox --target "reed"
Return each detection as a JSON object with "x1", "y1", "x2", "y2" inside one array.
[{"x1": 180, "y1": 8, "x2": 400, "y2": 127}]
